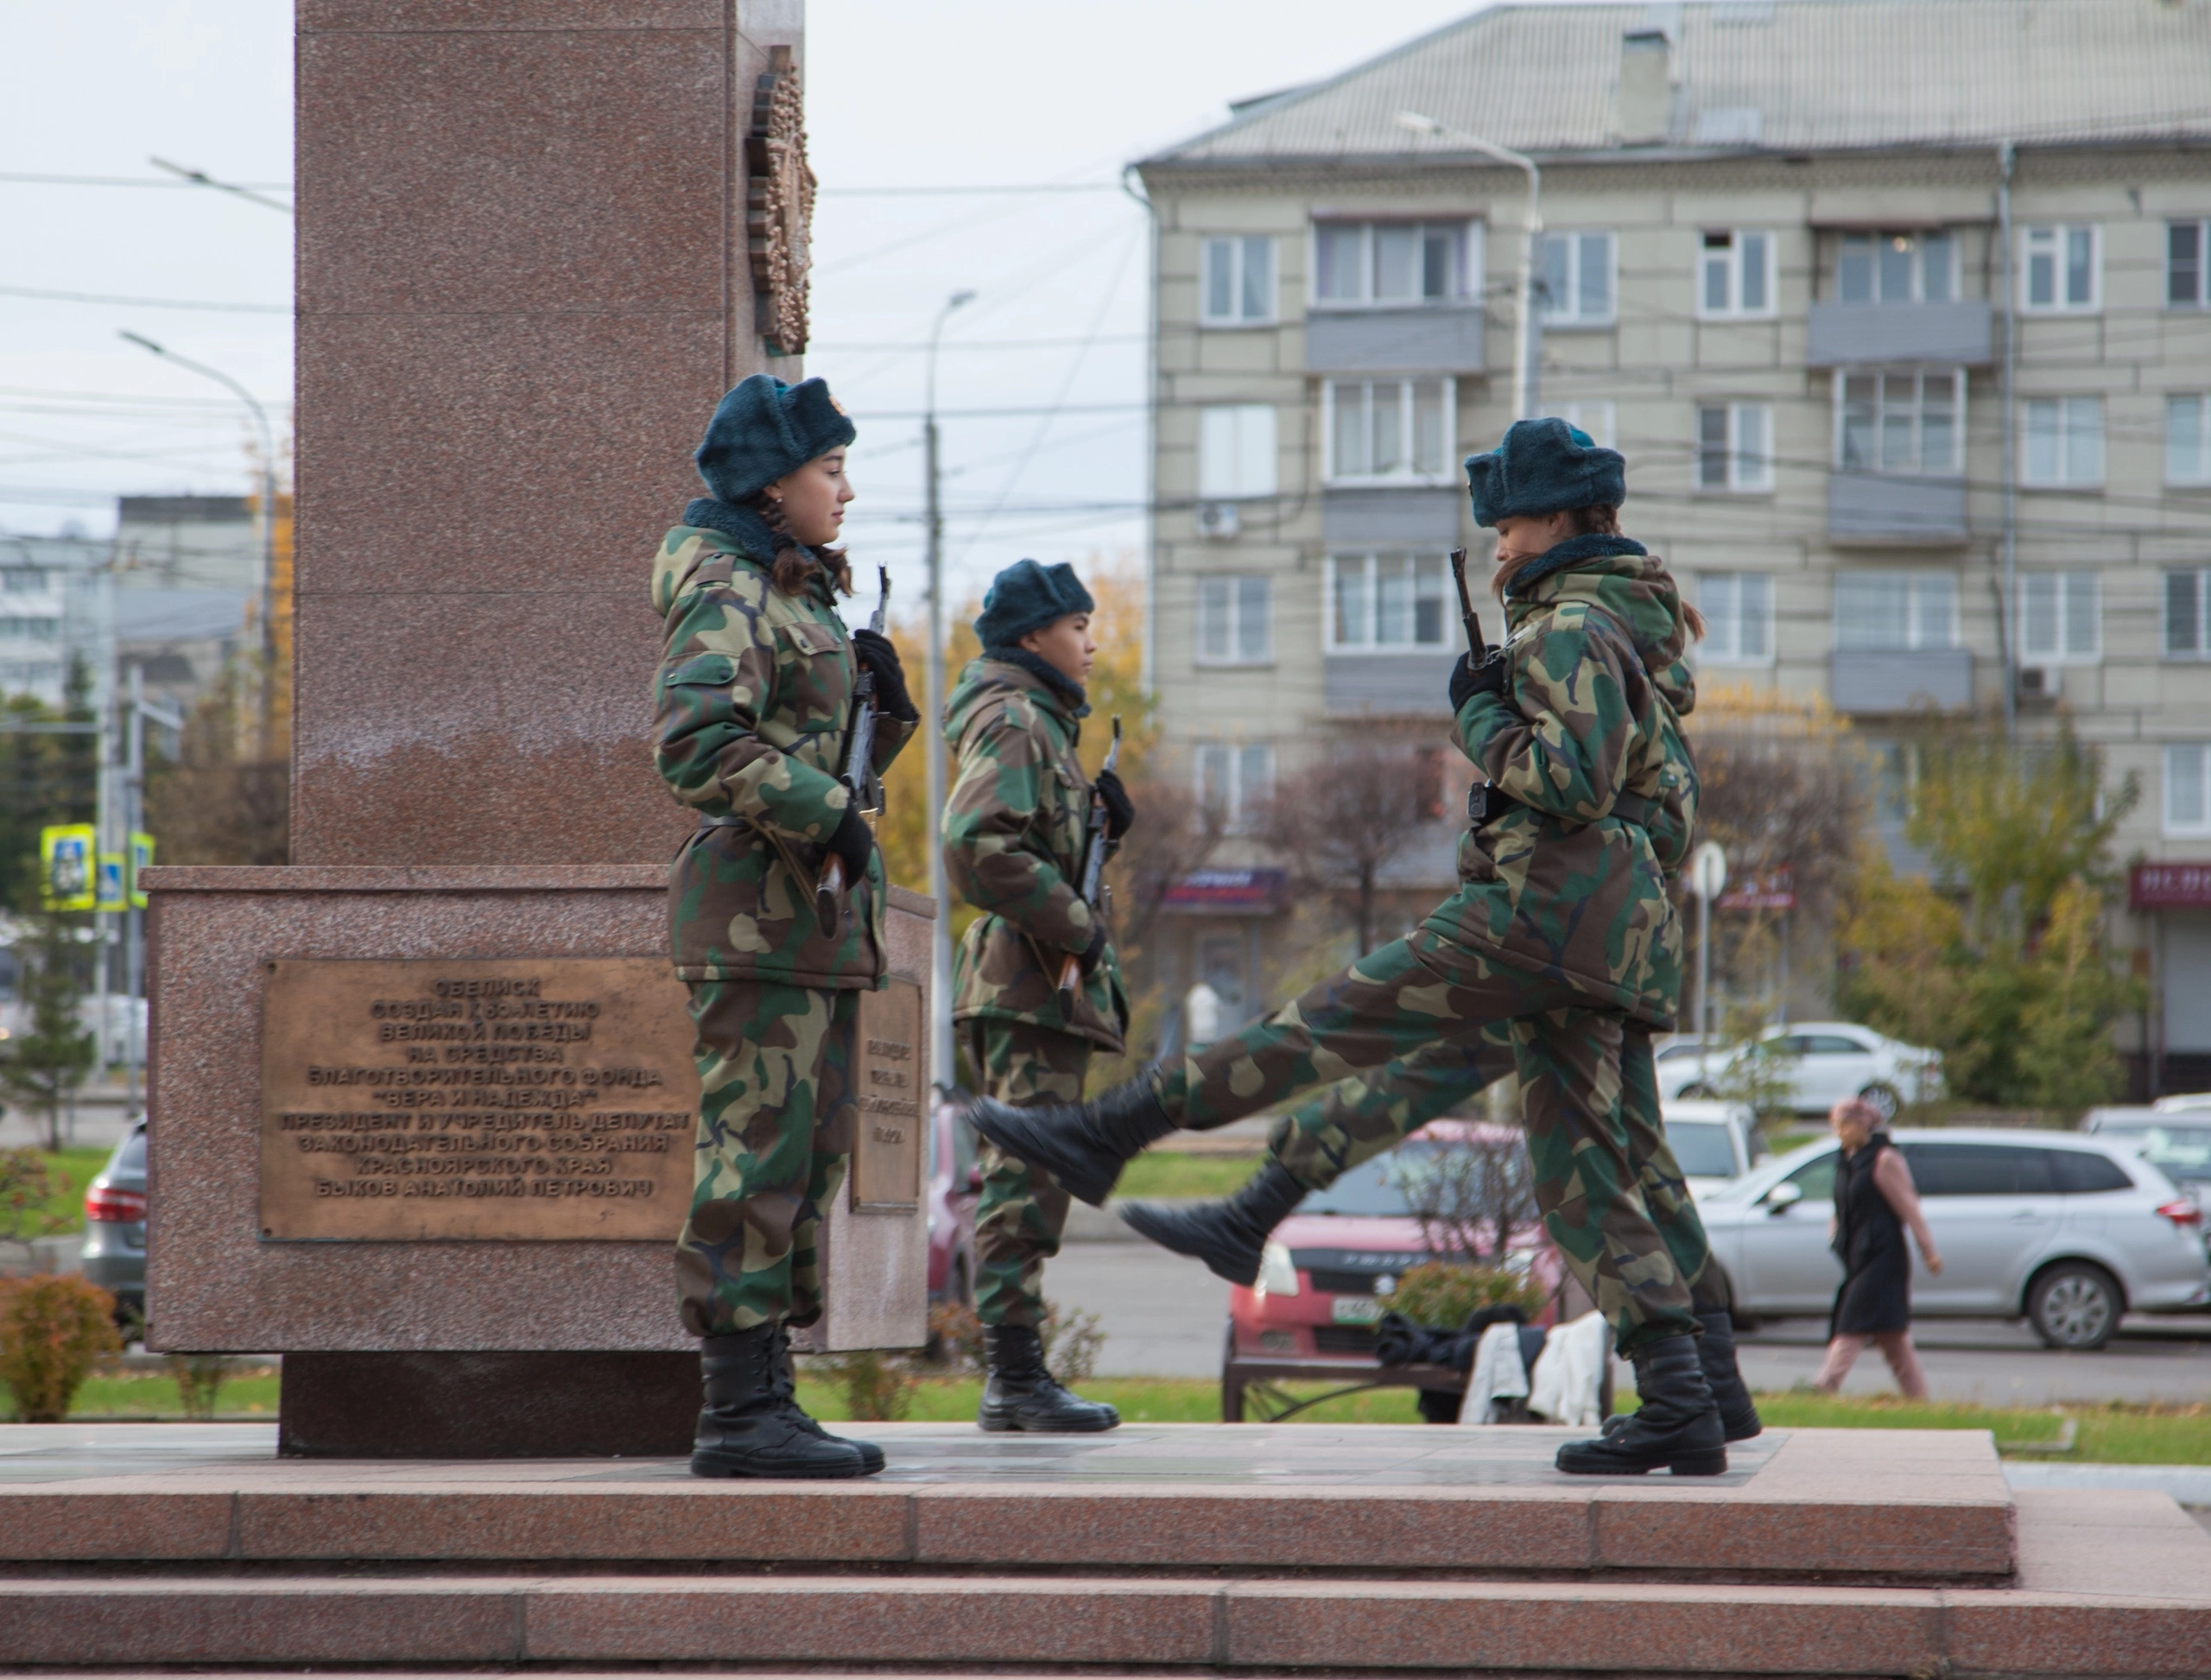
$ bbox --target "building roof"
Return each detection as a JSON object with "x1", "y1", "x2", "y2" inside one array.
[{"x1": 1147, "y1": 0, "x2": 2211, "y2": 170}]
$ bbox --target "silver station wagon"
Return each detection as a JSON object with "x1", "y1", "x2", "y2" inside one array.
[{"x1": 1696, "y1": 1129, "x2": 2211, "y2": 1350}]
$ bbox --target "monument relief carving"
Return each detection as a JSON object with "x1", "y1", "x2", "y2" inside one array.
[
  {"x1": 747, "y1": 44, "x2": 814, "y2": 357},
  {"x1": 851, "y1": 977, "x2": 924, "y2": 1208},
  {"x1": 259, "y1": 959, "x2": 701, "y2": 1241}
]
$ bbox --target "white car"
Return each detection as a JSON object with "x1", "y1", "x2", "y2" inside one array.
[
  {"x1": 1658, "y1": 1098, "x2": 1767, "y2": 1197},
  {"x1": 1657, "y1": 1021, "x2": 1943, "y2": 1119}
]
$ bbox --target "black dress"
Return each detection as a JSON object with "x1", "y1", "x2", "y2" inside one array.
[{"x1": 1829, "y1": 1132, "x2": 1910, "y2": 1336}]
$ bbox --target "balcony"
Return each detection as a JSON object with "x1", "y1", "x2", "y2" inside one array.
[
  {"x1": 1806, "y1": 301, "x2": 1992, "y2": 366},
  {"x1": 1324, "y1": 652, "x2": 1460, "y2": 718},
  {"x1": 1828, "y1": 472, "x2": 1969, "y2": 546},
  {"x1": 1830, "y1": 649, "x2": 1973, "y2": 714},
  {"x1": 1305, "y1": 305, "x2": 1486, "y2": 374},
  {"x1": 1321, "y1": 488, "x2": 1461, "y2": 547}
]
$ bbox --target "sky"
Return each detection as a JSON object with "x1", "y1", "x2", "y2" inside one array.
[{"x1": 0, "y1": 0, "x2": 1514, "y2": 605}]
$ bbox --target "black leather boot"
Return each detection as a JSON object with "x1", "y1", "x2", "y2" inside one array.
[
  {"x1": 1118, "y1": 1157, "x2": 1307, "y2": 1286},
  {"x1": 1600, "y1": 1310, "x2": 1761, "y2": 1443},
  {"x1": 1555, "y1": 1333, "x2": 1726, "y2": 1476},
  {"x1": 978, "y1": 1324, "x2": 1120, "y2": 1432},
  {"x1": 691, "y1": 1322, "x2": 885, "y2": 1480},
  {"x1": 963, "y1": 1075, "x2": 1175, "y2": 1208}
]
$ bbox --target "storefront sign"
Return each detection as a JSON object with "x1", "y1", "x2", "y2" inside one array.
[
  {"x1": 1160, "y1": 868, "x2": 1289, "y2": 916},
  {"x1": 2131, "y1": 863, "x2": 2211, "y2": 910},
  {"x1": 1720, "y1": 867, "x2": 1796, "y2": 912}
]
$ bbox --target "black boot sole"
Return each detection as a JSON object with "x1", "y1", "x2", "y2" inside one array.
[
  {"x1": 1555, "y1": 1445, "x2": 1728, "y2": 1476},
  {"x1": 1118, "y1": 1201, "x2": 1262, "y2": 1287},
  {"x1": 690, "y1": 1445, "x2": 881, "y2": 1479},
  {"x1": 977, "y1": 1403, "x2": 1122, "y2": 1433}
]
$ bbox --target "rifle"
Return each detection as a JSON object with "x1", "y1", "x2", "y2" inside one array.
[
  {"x1": 1056, "y1": 715, "x2": 1122, "y2": 1010},
  {"x1": 1449, "y1": 546, "x2": 1487, "y2": 663},
  {"x1": 816, "y1": 566, "x2": 890, "y2": 936}
]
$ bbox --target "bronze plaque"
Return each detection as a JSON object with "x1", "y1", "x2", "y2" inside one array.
[
  {"x1": 259, "y1": 958, "x2": 700, "y2": 1241},
  {"x1": 852, "y1": 978, "x2": 923, "y2": 1208}
]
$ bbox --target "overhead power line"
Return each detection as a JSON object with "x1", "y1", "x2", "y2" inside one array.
[{"x1": 0, "y1": 283, "x2": 287, "y2": 314}]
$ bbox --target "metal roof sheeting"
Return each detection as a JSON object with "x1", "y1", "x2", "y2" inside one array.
[{"x1": 1151, "y1": 0, "x2": 2211, "y2": 168}]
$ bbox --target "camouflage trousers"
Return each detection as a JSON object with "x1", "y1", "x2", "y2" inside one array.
[
  {"x1": 964, "y1": 1018, "x2": 1088, "y2": 1330},
  {"x1": 674, "y1": 979, "x2": 858, "y2": 1337},
  {"x1": 1268, "y1": 1023, "x2": 1726, "y2": 1315},
  {"x1": 1158, "y1": 935, "x2": 1707, "y2": 1352}
]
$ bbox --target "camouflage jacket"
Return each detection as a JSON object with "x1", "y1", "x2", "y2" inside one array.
[
  {"x1": 941, "y1": 656, "x2": 1127, "y2": 1053},
  {"x1": 1427, "y1": 537, "x2": 1699, "y2": 1028},
  {"x1": 651, "y1": 514, "x2": 914, "y2": 987}
]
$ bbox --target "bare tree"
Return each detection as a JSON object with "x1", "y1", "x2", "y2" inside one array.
[
  {"x1": 1258, "y1": 745, "x2": 1441, "y2": 955},
  {"x1": 1394, "y1": 1125, "x2": 1538, "y2": 1264},
  {"x1": 1104, "y1": 777, "x2": 1226, "y2": 964}
]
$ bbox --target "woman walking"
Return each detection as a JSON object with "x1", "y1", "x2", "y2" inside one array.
[
  {"x1": 654, "y1": 374, "x2": 919, "y2": 1479},
  {"x1": 1814, "y1": 1097, "x2": 1942, "y2": 1399}
]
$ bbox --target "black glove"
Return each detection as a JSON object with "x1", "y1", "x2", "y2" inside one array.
[
  {"x1": 851, "y1": 628, "x2": 919, "y2": 722},
  {"x1": 1075, "y1": 920, "x2": 1110, "y2": 976},
  {"x1": 827, "y1": 803, "x2": 875, "y2": 879},
  {"x1": 1093, "y1": 768, "x2": 1136, "y2": 840},
  {"x1": 1448, "y1": 648, "x2": 1510, "y2": 713}
]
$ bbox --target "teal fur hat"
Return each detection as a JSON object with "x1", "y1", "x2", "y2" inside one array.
[
  {"x1": 1465, "y1": 417, "x2": 1626, "y2": 529},
  {"x1": 974, "y1": 560, "x2": 1095, "y2": 650},
  {"x1": 694, "y1": 374, "x2": 857, "y2": 504}
]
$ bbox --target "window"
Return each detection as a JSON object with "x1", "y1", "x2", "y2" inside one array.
[
  {"x1": 0, "y1": 568, "x2": 46, "y2": 593},
  {"x1": 1835, "y1": 570, "x2": 1957, "y2": 650},
  {"x1": 1201, "y1": 236, "x2": 1276, "y2": 326},
  {"x1": 2021, "y1": 225, "x2": 2099, "y2": 312},
  {"x1": 1899, "y1": 1144, "x2": 2057, "y2": 1197},
  {"x1": 1325, "y1": 379, "x2": 1452, "y2": 483},
  {"x1": 1326, "y1": 555, "x2": 1454, "y2": 651},
  {"x1": 1194, "y1": 575, "x2": 1271, "y2": 665},
  {"x1": 1540, "y1": 400, "x2": 1616, "y2": 447},
  {"x1": 1694, "y1": 572, "x2": 1773, "y2": 664},
  {"x1": 1695, "y1": 402, "x2": 1773, "y2": 491},
  {"x1": 1313, "y1": 220, "x2": 1475, "y2": 307},
  {"x1": 2052, "y1": 1151, "x2": 2136, "y2": 1195},
  {"x1": 0, "y1": 618, "x2": 60, "y2": 641},
  {"x1": 1698, "y1": 230, "x2": 1774, "y2": 318},
  {"x1": 1835, "y1": 369, "x2": 1963, "y2": 476},
  {"x1": 1837, "y1": 231, "x2": 1956, "y2": 304},
  {"x1": 1196, "y1": 404, "x2": 1277, "y2": 500},
  {"x1": 2169, "y1": 220, "x2": 2209, "y2": 308},
  {"x1": 2170, "y1": 394, "x2": 2211, "y2": 485},
  {"x1": 2165, "y1": 744, "x2": 2211, "y2": 835},
  {"x1": 1537, "y1": 231, "x2": 1615, "y2": 324},
  {"x1": 2169, "y1": 567, "x2": 2211, "y2": 657},
  {"x1": 1194, "y1": 741, "x2": 1273, "y2": 830},
  {"x1": 2019, "y1": 570, "x2": 2099, "y2": 663},
  {"x1": 2022, "y1": 396, "x2": 2104, "y2": 487}
]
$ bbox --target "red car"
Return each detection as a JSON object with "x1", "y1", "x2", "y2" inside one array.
[
  {"x1": 928, "y1": 1094, "x2": 982, "y2": 1308},
  {"x1": 1222, "y1": 1120, "x2": 1562, "y2": 1421}
]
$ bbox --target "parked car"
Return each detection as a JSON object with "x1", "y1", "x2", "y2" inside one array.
[
  {"x1": 2153, "y1": 1092, "x2": 2211, "y2": 1114},
  {"x1": 1657, "y1": 1022, "x2": 1944, "y2": 1119},
  {"x1": 1697, "y1": 1128, "x2": 2211, "y2": 1350},
  {"x1": 79, "y1": 1121, "x2": 147, "y2": 1328},
  {"x1": 2081, "y1": 1109, "x2": 2211, "y2": 1201},
  {"x1": 927, "y1": 1096, "x2": 980, "y2": 1309},
  {"x1": 1658, "y1": 1097, "x2": 1767, "y2": 1196}
]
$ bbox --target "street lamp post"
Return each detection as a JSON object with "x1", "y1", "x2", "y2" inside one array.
[
  {"x1": 118, "y1": 331, "x2": 281, "y2": 753},
  {"x1": 1397, "y1": 112, "x2": 1543, "y2": 422},
  {"x1": 923, "y1": 289, "x2": 975, "y2": 1097}
]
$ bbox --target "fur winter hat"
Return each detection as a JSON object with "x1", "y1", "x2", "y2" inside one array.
[
  {"x1": 975, "y1": 560, "x2": 1095, "y2": 650},
  {"x1": 694, "y1": 374, "x2": 856, "y2": 504},
  {"x1": 1465, "y1": 418, "x2": 1625, "y2": 528}
]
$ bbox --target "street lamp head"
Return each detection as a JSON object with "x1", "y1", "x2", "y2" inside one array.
[
  {"x1": 947, "y1": 288, "x2": 977, "y2": 311},
  {"x1": 1397, "y1": 110, "x2": 1447, "y2": 136},
  {"x1": 118, "y1": 329, "x2": 167, "y2": 357}
]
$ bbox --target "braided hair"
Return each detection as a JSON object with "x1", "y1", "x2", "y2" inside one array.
[{"x1": 746, "y1": 491, "x2": 853, "y2": 599}]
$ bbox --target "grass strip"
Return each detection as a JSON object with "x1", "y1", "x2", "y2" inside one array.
[{"x1": 1112, "y1": 1151, "x2": 1264, "y2": 1201}]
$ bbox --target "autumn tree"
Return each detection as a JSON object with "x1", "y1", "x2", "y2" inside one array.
[{"x1": 1258, "y1": 744, "x2": 1443, "y2": 957}]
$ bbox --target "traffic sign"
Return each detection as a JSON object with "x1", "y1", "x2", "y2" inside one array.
[{"x1": 1690, "y1": 840, "x2": 1728, "y2": 901}]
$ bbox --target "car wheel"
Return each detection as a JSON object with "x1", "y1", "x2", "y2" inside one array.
[
  {"x1": 2028, "y1": 1263, "x2": 2122, "y2": 1351},
  {"x1": 1857, "y1": 1082, "x2": 1903, "y2": 1122}
]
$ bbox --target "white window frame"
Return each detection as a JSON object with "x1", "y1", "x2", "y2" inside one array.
[
  {"x1": 2019, "y1": 569, "x2": 2100, "y2": 665},
  {"x1": 2166, "y1": 567, "x2": 2211, "y2": 659},
  {"x1": 1323, "y1": 554, "x2": 1459, "y2": 654},
  {"x1": 1194, "y1": 574, "x2": 1272, "y2": 668},
  {"x1": 1540, "y1": 400, "x2": 1617, "y2": 448},
  {"x1": 1834, "y1": 570, "x2": 1959, "y2": 652},
  {"x1": 1195, "y1": 403, "x2": 1277, "y2": 501},
  {"x1": 1200, "y1": 235, "x2": 1277, "y2": 326},
  {"x1": 2170, "y1": 219, "x2": 2210, "y2": 309},
  {"x1": 1697, "y1": 229, "x2": 1777, "y2": 320},
  {"x1": 2021, "y1": 396, "x2": 2106, "y2": 488},
  {"x1": 1836, "y1": 230, "x2": 1959, "y2": 305},
  {"x1": 1834, "y1": 368, "x2": 1966, "y2": 477},
  {"x1": 1537, "y1": 230, "x2": 1617, "y2": 326},
  {"x1": 2020, "y1": 224, "x2": 2100, "y2": 314},
  {"x1": 1692, "y1": 571, "x2": 1775, "y2": 666},
  {"x1": 1322, "y1": 377, "x2": 1455, "y2": 486},
  {"x1": 1194, "y1": 740, "x2": 1274, "y2": 833},
  {"x1": 1308, "y1": 219, "x2": 1481, "y2": 310},
  {"x1": 2165, "y1": 743, "x2": 2211, "y2": 837},
  {"x1": 1695, "y1": 401, "x2": 1774, "y2": 492},
  {"x1": 2169, "y1": 393, "x2": 2211, "y2": 486}
]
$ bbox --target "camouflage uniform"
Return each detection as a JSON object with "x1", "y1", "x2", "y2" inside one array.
[
  {"x1": 652, "y1": 515, "x2": 914, "y2": 1336},
  {"x1": 942, "y1": 656, "x2": 1127, "y2": 1330},
  {"x1": 1155, "y1": 543, "x2": 1711, "y2": 1353}
]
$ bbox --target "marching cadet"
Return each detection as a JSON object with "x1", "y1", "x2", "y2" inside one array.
[
  {"x1": 653, "y1": 374, "x2": 918, "y2": 1479},
  {"x1": 941, "y1": 560, "x2": 1131, "y2": 1431},
  {"x1": 968, "y1": 420, "x2": 1736, "y2": 1474}
]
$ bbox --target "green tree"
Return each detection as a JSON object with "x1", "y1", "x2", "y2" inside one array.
[
  {"x1": 0, "y1": 910, "x2": 95, "y2": 1151},
  {"x1": 0, "y1": 662, "x2": 97, "y2": 914}
]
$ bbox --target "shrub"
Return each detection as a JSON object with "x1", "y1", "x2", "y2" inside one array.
[
  {"x1": 805, "y1": 1349, "x2": 920, "y2": 1422},
  {"x1": 169, "y1": 1355, "x2": 230, "y2": 1421},
  {"x1": 1386, "y1": 1261, "x2": 1547, "y2": 1330},
  {"x1": 0, "y1": 1273, "x2": 120, "y2": 1422},
  {"x1": 916, "y1": 1298, "x2": 1106, "y2": 1385}
]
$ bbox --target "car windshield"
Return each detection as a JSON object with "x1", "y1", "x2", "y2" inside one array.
[
  {"x1": 1301, "y1": 1141, "x2": 1445, "y2": 1217},
  {"x1": 1665, "y1": 1120, "x2": 1738, "y2": 1178},
  {"x1": 2096, "y1": 1124, "x2": 2211, "y2": 1182}
]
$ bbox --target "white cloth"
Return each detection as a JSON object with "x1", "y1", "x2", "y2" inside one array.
[
  {"x1": 1527, "y1": 1309, "x2": 1610, "y2": 1429},
  {"x1": 1457, "y1": 1321, "x2": 1531, "y2": 1426}
]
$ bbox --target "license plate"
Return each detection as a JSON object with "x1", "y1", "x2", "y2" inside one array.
[{"x1": 1330, "y1": 1295, "x2": 1384, "y2": 1325}]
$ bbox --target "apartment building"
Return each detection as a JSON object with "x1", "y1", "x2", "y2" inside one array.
[{"x1": 1135, "y1": 0, "x2": 2211, "y2": 1087}]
